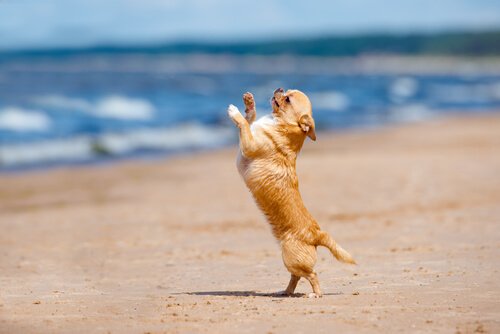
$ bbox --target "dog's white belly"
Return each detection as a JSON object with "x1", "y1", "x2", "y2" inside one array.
[{"x1": 236, "y1": 150, "x2": 247, "y2": 176}]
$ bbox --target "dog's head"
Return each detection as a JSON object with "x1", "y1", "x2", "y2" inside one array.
[{"x1": 271, "y1": 88, "x2": 316, "y2": 141}]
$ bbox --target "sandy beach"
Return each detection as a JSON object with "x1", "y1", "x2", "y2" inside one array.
[{"x1": 1, "y1": 114, "x2": 499, "y2": 333}]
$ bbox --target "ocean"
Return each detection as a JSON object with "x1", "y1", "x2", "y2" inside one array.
[{"x1": 1, "y1": 53, "x2": 500, "y2": 170}]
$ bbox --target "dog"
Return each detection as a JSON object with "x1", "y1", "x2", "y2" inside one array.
[{"x1": 227, "y1": 88, "x2": 356, "y2": 298}]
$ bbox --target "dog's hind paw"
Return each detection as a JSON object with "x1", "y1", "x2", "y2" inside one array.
[
  {"x1": 273, "y1": 290, "x2": 303, "y2": 297},
  {"x1": 307, "y1": 292, "x2": 322, "y2": 298},
  {"x1": 274, "y1": 290, "x2": 291, "y2": 296}
]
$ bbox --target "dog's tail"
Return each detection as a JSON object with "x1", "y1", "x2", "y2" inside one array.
[{"x1": 317, "y1": 231, "x2": 356, "y2": 265}]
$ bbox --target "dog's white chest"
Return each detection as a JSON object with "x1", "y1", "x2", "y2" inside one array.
[{"x1": 250, "y1": 115, "x2": 275, "y2": 134}]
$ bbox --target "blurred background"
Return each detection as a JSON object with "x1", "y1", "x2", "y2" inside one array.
[{"x1": 1, "y1": 0, "x2": 500, "y2": 170}]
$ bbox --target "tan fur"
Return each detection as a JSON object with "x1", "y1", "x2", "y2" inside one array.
[{"x1": 227, "y1": 88, "x2": 355, "y2": 298}]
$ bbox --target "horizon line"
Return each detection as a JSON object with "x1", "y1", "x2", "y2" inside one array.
[{"x1": 2, "y1": 27, "x2": 500, "y2": 54}]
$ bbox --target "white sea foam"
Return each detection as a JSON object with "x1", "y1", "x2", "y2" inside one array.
[
  {"x1": 390, "y1": 77, "x2": 419, "y2": 101},
  {"x1": 34, "y1": 95, "x2": 92, "y2": 112},
  {"x1": 97, "y1": 123, "x2": 233, "y2": 154},
  {"x1": 34, "y1": 94, "x2": 155, "y2": 120},
  {"x1": 0, "y1": 137, "x2": 93, "y2": 166},
  {"x1": 429, "y1": 82, "x2": 500, "y2": 104},
  {"x1": 0, "y1": 107, "x2": 51, "y2": 132},
  {"x1": 310, "y1": 91, "x2": 350, "y2": 111},
  {"x1": 0, "y1": 124, "x2": 234, "y2": 167},
  {"x1": 389, "y1": 104, "x2": 434, "y2": 123},
  {"x1": 94, "y1": 96, "x2": 155, "y2": 120}
]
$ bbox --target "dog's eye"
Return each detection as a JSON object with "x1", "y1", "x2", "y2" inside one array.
[{"x1": 285, "y1": 96, "x2": 290, "y2": 103}]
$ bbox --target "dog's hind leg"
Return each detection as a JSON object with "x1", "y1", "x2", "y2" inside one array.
[
  {"x1": 275, "y1": 274, "x2": 300, "y2": 297},
  {"x1": 305, "y1": 272, "x2": 322, "y2": 298},
  {"x1": 243, "y1": 92, "x2": 256, "y2": 125},
  {"x1": 281, "y1": 240, "x2": 321, "y2": 297},
  {"x1": 285, "y1": 274, "x2": 300, "y2": 295}
]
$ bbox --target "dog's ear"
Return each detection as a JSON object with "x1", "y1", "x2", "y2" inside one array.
[{"x1": 299, "y1": 114, "x2": 316, "y2": 141}]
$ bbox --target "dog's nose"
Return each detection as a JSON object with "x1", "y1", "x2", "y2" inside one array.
[{"x1": 274, "y1": 88, "x2": 284, "y2": 95}]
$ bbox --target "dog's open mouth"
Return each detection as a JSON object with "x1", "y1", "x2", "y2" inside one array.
[
  {"x1": 272, "y1": 97, "x2": 280, "y2": 108},
  {"x1": 272, "y1": 88, "x2": 284, "y2": 111}
]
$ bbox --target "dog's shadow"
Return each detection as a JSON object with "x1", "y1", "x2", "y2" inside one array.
[{"x1": 181, "y1": 291, "x2": 343, "y2": 298}]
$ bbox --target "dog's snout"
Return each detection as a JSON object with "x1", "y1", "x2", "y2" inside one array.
[{"x1": 274, "y1": 88, "x2": 284, "y2": 95}]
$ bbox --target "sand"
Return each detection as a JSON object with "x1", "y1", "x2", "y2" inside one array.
[{"x1": 1, "y1": 114, "x2": 499, "y2": 333}]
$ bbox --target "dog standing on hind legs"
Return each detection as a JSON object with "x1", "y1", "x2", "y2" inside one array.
[{"x1": 227, "y1": 88, "x2": 356, "y2": 298}]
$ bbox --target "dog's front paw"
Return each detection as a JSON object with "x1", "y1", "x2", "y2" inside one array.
[
  {"x1": 243, "y1": 92, "x2": 255, "y2": 110},
  {"x1": 307, "y1": 292, "x2": 322, "y2": 298},
  {"x1": 227, "y1": 104, "x2": 244, "y2": 125}
]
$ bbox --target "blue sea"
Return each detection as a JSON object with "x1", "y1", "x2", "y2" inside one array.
[{"x1": 1, "y1": 53, "x2": 500, "y2": 170}]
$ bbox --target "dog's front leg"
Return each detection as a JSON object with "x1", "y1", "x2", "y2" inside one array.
[
  {"x1": 227, "y1": 104, "x2": 259, "y2": 158},
  {"x1": 243, "y1": 92, "x2": 256, "y2": 125}
]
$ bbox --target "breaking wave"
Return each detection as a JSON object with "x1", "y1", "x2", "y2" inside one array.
[
  {"x1": 428, "y1": 82, "x2": 500, "y2": 104},
  {"x1": 389, "y1": 104, "x2": 434, "y2": 123},
  {"x1": 310, "y1": 91, "x2": 350, "y2": 111},
  {"x1": 389, "y1": 77, "x2": 419, "y2": 102},
  {"x1": 0, "y1": 107, "x2": 51, "y2": 132},
  {"x1": 34, "y1": 95, "x2": 155, "y2": 120},
  {"x1": 0, "y1": 124, "x2": 233, "y2": 167}
]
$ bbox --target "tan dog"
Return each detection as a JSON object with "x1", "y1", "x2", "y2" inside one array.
[{"x1": 227, "y1": 88, "x2": 355, "y2": 298}]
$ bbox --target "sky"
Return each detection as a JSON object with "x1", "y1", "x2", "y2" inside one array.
[{"x1": 1, "y1": 0, "x2": 500, "y2": 50}]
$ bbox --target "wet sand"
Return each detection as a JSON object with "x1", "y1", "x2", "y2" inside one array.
[{"x1": 1, "y1": 114, "x2": 499, "y2": 333}]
